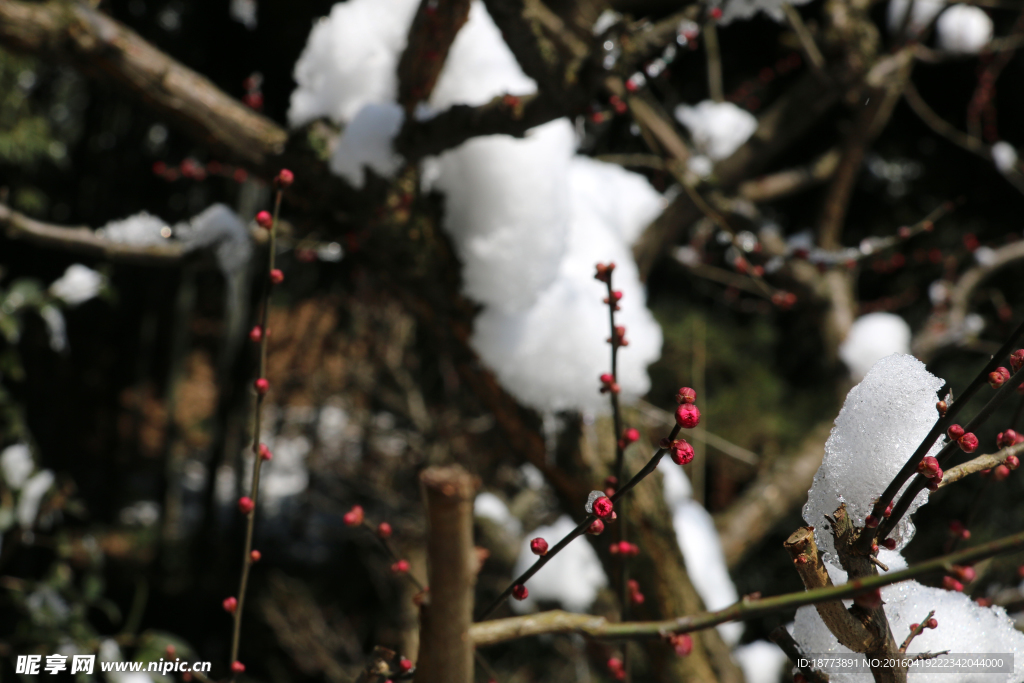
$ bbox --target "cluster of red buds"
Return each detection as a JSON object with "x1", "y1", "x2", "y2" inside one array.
[
  {"x1": 674, "y1": 387, "x2": 701, "y2": 429},
  {"x1": 343, "y1": 505, "x2": 365, "y2": 526},
  {"x1": 988, "y1": 366, "x2": 1011, "y2": 389},
  {"x1": 996, "y1": 429, "x2": 1024, "y2": 449},
  {"x1": 909, "y1": 618, "x2": 939, "y2": 632},
  {"x1": 917, "y1": 456, "x2": 943, "y2": 486},
  {"x1": 530, "y1": 537, "x2": 549, "y2": 556},
  {"x1": 604, "y1": 289, "x2": 623, "y2": 310},
  {"x1": 662, "y1": 438, "x2": 695, "y2": 465},
  {"x1": 668, "y1": 633, "x2": 693, "y2": 657},
  {"x1": 950, "y1": 564, "x2": 976, "y2": 583},
  {"x1": 853, "y1": 587, "x2": 882, "y2": 610},
  {"x1": 608, "y1": 325, "x2": 629, "y2": 347},
  {"x1": 618, "y1": 427, "x2": 640, "y2": 450},
  {"x1": 609, "y1": 541, "x2": 640, "y2": 556},
  {"x1": 942, "y1": 575, "x2": 964, "y2": 592},
  {"x1": 599, "y1": 373, "x2": 620, "y2": 395},
  {"x1": 594, "y1": 262, "x2": 616, "y2": 283},
  {"x1": 607, "y1": 657, "x2": 626, "y2": 681},
  {"x1": 626, "y1": 579, "x2": 645, "y2": 605},
  {"x1": 946, "y1": 424, "x2": 978, "y2": 453},
  {"x1": 242, "y1": 72, "x2": 263, "y2": 111}
]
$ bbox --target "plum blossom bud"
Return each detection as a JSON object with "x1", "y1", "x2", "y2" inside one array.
[
  {"x1": 238, "y1": 496, "x2": 255, "y2": 514},
  {"x1": 594, "y1": 262, "x2": 616, "y2": 282},
  {"x1": 942, "y1": 576, "x2": 964, "y2": 592},
  {"x1": 1011, "y1": 349, "x2": 1024, "y2": 372},
  {"x1": 269, "y1": 269, "x2": 284, "y2": 285},
  {"x1": 993, "y1": 464, "x2": 1011, "y2": 481},
  {"x1": 883, "y1": 503, "x2": 893, "y2": 517},
  {"x1": 854, "y1": 587, "x2": 882, "y2": 609},
  {"x1": 398, "y1": 658, "x2": 413, "y2": 672},
  {"x1": 669, "y1": 439, "x2": 695, "y2": 465},
  {"x1": 250, "y1": 550, "x2": 261, "y2": 562},
  {"x1": 587, "y1": 519, "x2": 605, "y2": 535},
  {"x1": 917, "y1": 456, "x2": 941, "y2": 479},
  {"x1": 377, "y1": 522, "x2": 392, "y2": 538},
  {"x1": 512, "y1": 584, "x2": 529, "y2": 600},
  {"x1": 947, "y1": 424, "x2": 965, "y2": 441},
  {"x1": 676, "y1": 387, "x2": 697, "y2": 404},
  {"x1": 865, "y1": 515, "x2": 879, "y2": 528},
  {"x1": 275, "y1": 169, "x2": 294, "y2": 188},
  {"x1": 259, "y1": 443, "x2": 272, "y2": 460},
  {"x1": 882, "y1": 538, "x2": 897, "y2": 550},
  {"x1": 592, "y1": 496, "x2": 614, "y2": 519},
  {"x1": 926, "y1": 617, "x2": 938, "y2": 629},
  {"x1": 530, "y1": 538, "x2": 549, "y2": 556},
  {"x1": 343, "y1": 505, "x2": 364, "y2": 527},
  {"x1": 936, "y1": 400, "x2": 947, "y2": 416},
  {"x1": 599, "y1": 373, "x2": 620, "y2": 395},
  {"x1": 254, "y1": 378, "x2": 269, "y2": 395},
  {"x1": 1006, "y1": 454, "x2": 1020, "y2": 469},
  {"x1": 223, "y1": 596, "x2": 238, "y2": 613},
  {"x1": 255, "y1": 211, "x2": 273, "y2": 229},
  {"x1": 952, "y1": 565, "x2": 976, "y2": 582},
  {"x1": 249, "y1": 326, "x2": 263, "y2": 342},
  {"x1": 669, "y1": 633, "x2": 693, "y2": 657},
  {"x1": 989, "y1": 367, "x2": 1011, "y2": 388},
  {"x1": 997, "y1": 430, "x2": 1019, "y2": 449},
  {"x1": 391, "y1": 559, "x2": 410, "y2": 574},
  {"x1": 621, "y1": 428, "x2": 640, "y2": 445},
  {"x1": 675, "y1": 403, "x2": 701, "y2": 429},
  {"x1": 958, "y1": 432, "x2": 978, "y2": 453},
  {"x1": 231, "y1": 662, "x2": 245, "y2": 674}
]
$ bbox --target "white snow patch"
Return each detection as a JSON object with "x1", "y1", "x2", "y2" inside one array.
[
  {"x1": 17, "y1": 469, "x2": 54, "y2": 528},
  {"x1": 330, "y1": 102, "x2": 405, "y2": 188},
  {"x1": 838, "y1": 313, "x2": 912, "y2": 381},
  {"x1": 49, "y1": 264, "x2": 103, "y2": 307},
  {"x1": 992, "y1": 142, "x2": 1019, "y2": 175},
  {"x1": 511, "y1": 515, "x2": 606, "y2": 612},
  {"x1": 733, "y1": 640, "x2": 789, "y2": 683},
  {"x1": 230, "y1": 0, "x2": 257, "y2": 29},
  {"x1": 804, "y1": 354, "x2": 942, "y2": 564},
  {"x1": 97, "y1": 212, "x2": 168, "y2": 246},
  {"x1": 288, "y1": 0, "x2": 420, "y2": 126},
  {"x1": 936, "y1": 5, "x2": 993, "y2": 54},
  {"x1": 474, "y1": 492, "x2": 522, "y2": 536},
  {"x1": 0, "y1": 443, "x2": 33, "y2": 490},
  {"x1": 675, "y1": 101, "x2": 757, "y2": 161}
]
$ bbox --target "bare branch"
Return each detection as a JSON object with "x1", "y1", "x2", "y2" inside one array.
[{"x1": 938, "y1": 441, "x2": 1024, "y2": 487}]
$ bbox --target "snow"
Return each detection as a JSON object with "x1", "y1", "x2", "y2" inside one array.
[
  {"x1": 887, "y1": 0, "x2": 946, "y2": 36},
  {"x1": 427, "y1": 120, "x2": 576, "y2": 314},
  {"x1": 733, "y1": 640, "x2": 789, "y2": 683},
  {"x1": 40, "y1": 305, "x2": 67, "y2": 353},
  {"x1": 510, "y1": 514, "x2": 607, "y2": 613},
  {"x1": 719, "y1": 0, "x2": 813, "y2": 24},
  {"x1": 792, "y1": 555, "x2": 1024, "y2": 683},
  {"x1": 17, "y1": 469, "x2": 54, "y2": 528},
  {"x1": 660, "y1": 459, "x2": 743, "y2": 645},
  {"x1": 804, "y1": 354, "x2": 942, "y2": 564},
  {"x1": 96, "y1": 212, "x2": 168, "y2": 246},
  {"x1": 474, "y1": 492, "x2": 522, "y2": 536},
  {"x1": 838, "y1": 313, "x2": 912, "y2": 381},
  {"x1": 675, "y1": 101, "x2": 758, "y2": 161},
  {"x1": 936, "y1": 5, "x2": 993, "y2": 54},
  {"x1": 992, "y1": 142, "x2": 1019, "y2": 175},
  {"x1": 230, "y1": 0, "x2": 257, "y2": 29},
  {"x1": 330, "y1": 102, "x2": 405, "y2": 188},
  {"x1": 0, "y1": 443, "x2": 33, "y2": 489},
  {"x1": 428, "y1": 0, "x2": 537, "y2": 110},
  {"x1": 470, "y1": 154, "x2": 665, "y2": 412},
  {"x1": 49, "y1": 264, "x2": 103, "y2": 307},
  {"x1": 288, "y1": 0, "x2": 420, "y2": 127}
]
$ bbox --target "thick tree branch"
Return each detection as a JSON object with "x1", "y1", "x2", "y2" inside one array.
[{"x1": 397, "y1": 0, "x2": 472, "y2": 113}]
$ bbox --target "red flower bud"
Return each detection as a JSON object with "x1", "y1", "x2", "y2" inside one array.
[
  {"x1": 391, "y1": 559, "x2": 410, "y2": 574},
  {"x1": 993, "y1": 464, "x2": 1011, "y2": 481},
  {"x1": 669, "y1": 439, "x2": 695, "y2": 465},
  {"x1": 259, "y1": 443, "x2": 272, "y2": 460},
  {"x1": 530, "y1": 538, "x2": 549, "y2": 556},
  {"x1": 676, "y1": 387, "x2": 697, "y2": 404},
  {"x1": 910, "y1": 623, "x2": 919, "y2": 632},
  {"x1": 250, "y1": 550, "x2": 261, "y2": 562},
  {"x1": 1011, "y1": 349, "x2": 1024, "y2": 372},
  {"x1": 709, "y1": 6, "x2": 723, "y2": 18},
  {"x1": 238, "y1": 496, "x2": 255, "y2": 514},
  {"x1": 942, "y1": 576, "x2": 964, "y2": 592},
  {"x1": 378, "y1": 522, "x2": 392, "y2": 538},
  {"x1": 882, "y1": 538, "x2": 897, "y2": 550},
  {"x1": 275, "y1": 169, "x2": 294, "y2": 188},
  {"x1": 512, "y1": 584, "x2": 529, "y2": 600},
  {"x1": 1006, "y1": 454, "x2": 1020, "y2": 470},
  {"x1": 883, "y1": 503, "x2": 893, "y2": 517},
  {"x1": 865, "y1": 515, "x2": 879, "y2": 528},
  {"x1": 997, "y1": 429, "x2": 1019, "y2": 449},
  {"x1": 256, "y1": 210, "x2": 273, "y2": 229},
  {"x1": 917, "y1": 456, "x2": 941, "y2": 479},
  {"x1": 926, "y1": 617, "x2": 938, "y2": 629},
  {"x1": 254, "y1": 378, "x2": 269, "y2": 395},
  {"x1": 249, "y1": 326, "x2": 263, "y2": 342},
  {"x1": 621, "y1": 428, "x2": 640, "y2": 445},
  {"x1": 398, "y1": 658, "x2": 413, "y2": 672},
  {"x1": 854, "y1": 587, "x2": 882, "y2": 609},
  {"x1": 269, "y1": 269, "x2": 284, "y2": 285},
  {"x1": 936, "y1": 400, "x2": 947, "y2": 416},
  {"x1": 669, "y1": 633, "x2": 693, "y2": 657},
  {"x1": 953, "y1": 565, "x2": 976, "y2": 582},
  {"x1": 343, "y1": 505, "x2": 364, "y2": 527},
  {"x1": 958, "y1": 432, "x2": 978, "y2": 453},
  {"x1": 593, "y1": 496, "x2": 614, "y2": 519},
  {"x1": 675, "y1": 403, "x2": 701, "y2": 429},
  {"x1": 947, "y1": 424, "x2": 965, "y2": 441},
  {"x1": 587, "y1": 519, "x2": 605, "y2": 535},
  {"x1": 630, "y1": 591, "x2": 645, "y2": 605},
  {"x1": 223, "y1": 596, "x2": 238, "y2": 613},
  {"x1": 989, "y1": 367, "x2": 1011, "y2": 388},
  {"x1": 231, "y1": 661, "x2": 245, "y2": 674}
]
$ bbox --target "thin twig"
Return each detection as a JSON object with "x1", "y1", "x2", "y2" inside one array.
[
  {"x1": 471, "y1": 528, "x2": 1024, "y2": 645},
  {"x1": 898, "y1": 611, "x2": 934, "y2": 653},
  {"x1": 782, "y1": 4, "x2": 826, "y2": 74}
]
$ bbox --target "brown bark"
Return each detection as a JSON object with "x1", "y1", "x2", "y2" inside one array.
[
  {"x1": 416, "y1": 466, "x2": 480, "y2": 683},
  {"x1": 397, "y1": 0, "x2": 472, "y2": 113}
]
